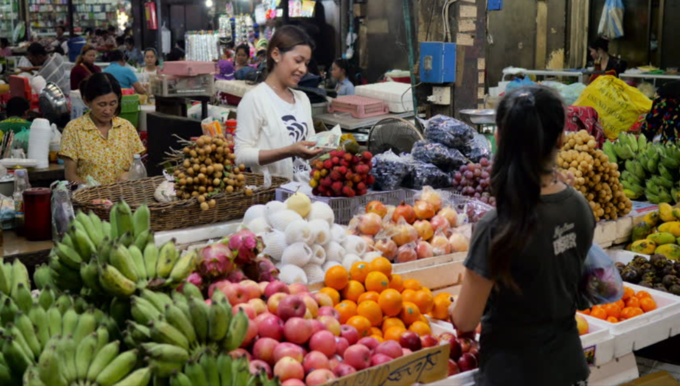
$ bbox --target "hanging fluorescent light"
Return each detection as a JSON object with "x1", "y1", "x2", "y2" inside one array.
[{"x1": 206, "y1": 0, "x2": 213, "y2": 7}]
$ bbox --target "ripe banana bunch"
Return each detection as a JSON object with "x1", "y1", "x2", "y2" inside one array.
[
  {"x1": 126, "y1": 285, "x2": 249, "y2": 376},
  {"x1": 168, "y1": 351, "x2": 276, "y2": 386}
]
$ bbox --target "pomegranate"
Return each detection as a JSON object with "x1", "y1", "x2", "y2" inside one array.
[
  {"x1": 396, "y1": 243, "x2": 417, "y2": 263},
  {"x1": 374, "y1": 237, "x2": 397, "y2": 260},
  {"x1": 449, "y1": 233, "x2": 469, "y2": 252},
  {"x1": 360, "y1": 235, "x2": 375, "y2": 250},
  {"x1": 431, "y1": 231, "x2": 451, "y2": 256},
  {"x1": 357, "y1": 213, "x2": 383, "y2": 236},
  {"x1": 413, "y1": 220, "x2": 434, "y2": 241},
  {"x1": 392, "y1": 202, "x2": 416, "y2": 224},
  {"x1": 430, "y1": 215, "x2": 451, "y2": 235},
  {"x1": 365, "y1": 201, "x2": 388, "y2": 218},
  {"x1": 413, "y1": 201, "x2": 436, "y2": 220},
  {"x1": 420, "y1": 188, "x2": 443, "y2": 212},
  {"x1": 416, "y1": 240, "x2": 434, "y2": 259},
  {"x1": 392, "y1": 222, "x2": 418, "y2": 247},
  {"x1": 438, "y1": 206, "x2": 458, "y2": 227}
]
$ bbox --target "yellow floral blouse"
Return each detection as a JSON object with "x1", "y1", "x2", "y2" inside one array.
[{"x1": 59, "y1": 113, "x2": 145, "y2": 184}]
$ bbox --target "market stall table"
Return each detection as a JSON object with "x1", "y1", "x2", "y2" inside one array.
[
  {"x1": 1, "y1": 230, "x2": 52, "y2": 279},
  {"x1": 619, "y1": 73, "x2": 680, "y2": 87},
  {"x1": 314, "y1": 111, "x2": 414, "y2": 143},
  {"x1": 27, "y1": 164, "x2": 64, "y2": 187}
]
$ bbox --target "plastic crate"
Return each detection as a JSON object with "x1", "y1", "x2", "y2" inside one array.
[
  {"x1": 275, "y1": 187, "x2": 408, "y2": 225},
  {"x1": 119, "y1": 111, "x2": 139, "y2": 128},
  {"x1": 121, "y1": 95, "x2": 140, "y2": 113},
  {"x1": 328, "y1": 95, "x2": 389, "y2": 118},
  {"x1": 150, "y1": 73, "x2": 215, "y2": 97}
]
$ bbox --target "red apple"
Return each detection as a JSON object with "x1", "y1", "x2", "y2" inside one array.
[
  {"x1": 253, "y1": 337, "x2": 279, "y2": 365},
  {"x1": 318, "y1": 306, "x2": 341, "y2": 321},
  {"x1": 402, "y1": 348, "x2": 413, "y2": 356},
  {"x1": 335, "y1": 337, "x2": 349, "y2": 357},
  {"x1": 374, "y1": 340, "x2": 403, "y2": 359},
  {"x1": 343, "y1": 344, "x2": 371, "y2": 371},
  {"x1": 303, "y1": 351, "x2": 330, "y2": 373},
  {"x1": 447, "y1": 358, "x2": 460, "y2": 376},
  {"x1": 310, "y1": 330, "x2": 337, "y2": 358},
  {"x1": 208, "y1": 279, "x2": 231, "y2": 298},
  {"x1": 333, "y1": 363, "x2": 357, "y2": 378},
  {"x1": 282, "y1": 379, "x2": 305, "y2": 386},
  {"x1": 318, "y1": 315, "x2": 341, "y2": 336},
  {"x1": 254, "y1": 311, "x2": 274, "y2": 325},
  {"x1": 284, "y1": 317, "x2": 313, "y2": 345},
  {"x1": 274, "y1": 357, "x2": 305, "y2": 381},
  {"x1": 274, "y1": 342, "x2": 305, "y2": 363},
  {"x1": 289, "y1": 283, "x2": 309, "y2": 295},
  {"x1": 309, "y1": 319, "x2": 325, "y2": 335},
  {"x1": 265, "y1": 281, "x2": 290, "y2": 299},
  {"x1": 268, "y1": 293, "x2": 287, "y2": 314},
  {"x1": 301, "y1": 295, "x2": 319, "y2": 318},
  {"x1": 223, "y1": 283, "x2": 249, "y2": 305},
  {"x1": 229, "y1": 348, "x2": 252, "y2": 360},
  {"x1": 248, "y1": 298, "x2": 268, "y2": 316},
  {"x1": 399, "y1": 331, "x2": 422, "y2": 352},
  {"x1": 457, "y1": 353, "x2": 478, "y2": 372},
  {"x1": 258, "y1": 281, "x2": 270, "y2": 294},
  {"x1": 357, "y1": 337, "x2": 379, "y2": 351},
  {"x1": 443, "y1": 335, "x2": 462, "y2": 361},
  {"x1": 437, "y1": 332, "x2": 455, "y2": 343},
  {"x1": 233, "y1": 304, "x2": 257, "y2": 319},
  {"x1": 257, "y1": 314, "x2": 284, "y2": 341},
  {"x1": 328, "y1": 357, "x2": 341, "y2": 372},
  {"x1": 370, "y1": 353, "x2": 393, "y2": 366},
  {"x1": 240, "y1": 319, "x2": 258, "y2": 347},
  {"x1": 459, "y1": 338, "x2": 474, "y2": 354},
  {"x1": 278, "y1": 295, "x2": 307, "y2": 321},
  {"x1": 240, "y1": 280, "x2": 262, "y2": 300},
  {"x1": 420, "y1": 334, "x2": 439, "y2": 348},
  {"x1": 305, "y1": 369, "x2": 336, "y2": 386},
  {"x1": 313, "y1": 293, "x2": 334, "y2": 308},
  {"x1": 340, "y1": 325, "x2": 359, "y2": 345},
  {"x1": 249, "y1": 359, "x2": 272, "y2": 377}
]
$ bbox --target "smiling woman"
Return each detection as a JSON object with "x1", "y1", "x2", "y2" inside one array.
[
  {"x1": 59, "y1": 73, "x2": 145, "y2": 185},
  {"x1": 235, "y1": 25, "x2": 323, "y2": 182}
]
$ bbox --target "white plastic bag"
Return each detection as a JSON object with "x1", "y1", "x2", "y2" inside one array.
[
  {"x1": 161, "y1": 23, "x2": 172, "y2": 54},
  {"x1": 597, "y1": 0, "x2": 624, "y2": 39}
]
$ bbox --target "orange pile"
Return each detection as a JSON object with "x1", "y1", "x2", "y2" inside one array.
[
  {"x1": 578, "y1": 287, "x2": 657, "y2": 323},
  {"x1": 322, "y1": 258, "x2": 454, "y2": 343}
]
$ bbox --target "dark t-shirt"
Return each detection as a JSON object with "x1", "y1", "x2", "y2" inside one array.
[{"x1": 464, "y1": 187, "x2": 595, "y2": 386}]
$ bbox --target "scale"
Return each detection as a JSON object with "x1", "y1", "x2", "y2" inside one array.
[{"x1": 459, "y1": 109, "x2": 497, "y2": 154}]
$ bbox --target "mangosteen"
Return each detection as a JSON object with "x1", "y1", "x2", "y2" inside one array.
[
  {"x1": 662, "y1": 275, "x2": 677, "y2": 288},
  {"x1": 670, "y1": 284, "x2": 680, "y2": 296},
  {"x1": 621, "y1": 267, "x2": 640, "y2": 283},
  {"x1": 638, "y1": 281, "x2": 654, "y2": 288},
  {"x1": 662, "y1": 265, "x2": 678, "y2": 277},
  {"x1": 650, "y1": 254, "x2": 667, "y2": 265},
  {"x1": 633, "y1": 256, "x2": 648, "y2": 266},
  {"x1": 654, "y1": 283, "x2": 668, "y2": 292}
]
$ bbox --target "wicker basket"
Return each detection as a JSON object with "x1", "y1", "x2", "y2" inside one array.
[{"x1": 73, "y1": 174, "x2": 289, "y2": 232}]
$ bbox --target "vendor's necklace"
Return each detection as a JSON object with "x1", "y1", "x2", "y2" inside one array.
[{"x1": 267, "y1": 81, "x2": 294, "y2": 103}]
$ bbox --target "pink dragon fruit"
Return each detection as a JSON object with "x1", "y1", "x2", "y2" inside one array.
[
  {"x1": 243, "y1": 256, "x2": 280, "y2": 282},
  {"x1": 226, "y1": 268, "x2": 248, "y2": 282},
  {"x1": 198, "y1": 243, "x2": 235, "y2": 280},
  {"x1": 227, "y1": 230, "x2": 264, "y2": 266}
]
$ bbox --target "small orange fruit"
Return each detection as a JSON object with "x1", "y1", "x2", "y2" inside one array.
[
  {"x1": 325, "y1": 266, "x2": 349, "y2": 291},
  {"x1": 368, "y1": 257, "x2": 392, "y2": 277},
  {"x1": 384, "y1": 326, "x2": 407, "y2": 341},
  {"x1": 635, "y1": 290, "x2": 652, "y2": 300},
  {"x1": 378, "y1": 289, "x2": 403, "y2": 317},
  {"x1": 350, "y1": 262, "x2": 371, "y2": 283},
  {"x1": 341, "y1": 280, "x2": 365, "y2": 303},
  {"x1": 622, "y1": 287, "x2": 635, "y2": 300},
  {"x1": 418, "y1": 314, "x2": 428, "y2": 324},
  {"x1": 319, "y1": 287, "x2": 341, "y2": 306},
  {"x1": 382, "y1": 317, "x2": 406, "y2": 334},
  {"x1": 365, "y1": 271, "x2": 390, "y2": 293},
  {"x1": 640, "y1": 297, "x2": 657, "y2": 313},
  {"x1": 400, "y1": 302, "x2": 421, "y2": 326},
  {"x1": 431, "y1": 294, "x2": 453, "y2": 320},
  {"x1": 626, "y1": 297, "x2": 640, "y2": 309},
  {"x1": 371, "y1": 335, "x2": 385, "y2": 343},
  {"x1": 403, "y1": 279, "x2": 422, "y2": 291},
  {"x1": 347, "y1": 315, "x2": 372, "y2": 338},
  {"x1": 615, "y1": 299, "x2": 625, "y2": 310},
  {"x1": 357, "y1": 301, "x2": 383, "y2": 327},
  {"x1": 402, "y1": 289, "x2": 417, "y2": 304},
  {"x1": 370, "y1": 327, "x2": 383, "y2": 337},
  {"x1": 335, "y1": 300, "x2": 357, "y2": 324},
  {"x1": 603, "y1": 303, "x2": 621, "y2": 319},
  {"x1": 358, "y1": 291, "x2": 380, "y2": 304},
  {"x1": 409, "y1": 321, "x2": 431, "y2": 336},
  {"x1": 620, "y1": 307, "x2": 642, "y2": 320},
  {"x1": 606, "y1": 316, "x2": 619, "y2": 324},
  {"x1": 413, "y1": 290, "x2": 434, "y2": 314},
  {"x1": 590, "y1": 308, "x2": 607, "y2": 320},
  {"x1": 629, "y1": 307, "x2": 644, "y2": 318},
  {"x1": 389, "y1": 274, "x2": 404, "y2": 292}
]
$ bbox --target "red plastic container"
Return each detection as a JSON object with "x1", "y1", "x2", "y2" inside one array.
[
  {"x1": 226, "y1": 119, "x2": 237, "y2": 134},
  {"x1": 23, "y1": 188, "x2": 52, "y2": 241}
]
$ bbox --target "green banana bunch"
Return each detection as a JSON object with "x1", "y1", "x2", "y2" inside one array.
[
  {"x1": 660, "y1": 144, "x2": 680, "y2": 169},
  {"x1": 625, "y1": 160, "x2": 646, "y2": 181},
  {"x1": 167, "y1": 351, "x2": 275, "y2": 386},
  {"x1": 613, "y1": 140, "x2": 635, "y2": 160},
  {"x1": 602, "y1": 141, "x2": 617, "y2": 164},
  {"x1": 621, "y1": 170, "x2": 642, "y2": 186}
]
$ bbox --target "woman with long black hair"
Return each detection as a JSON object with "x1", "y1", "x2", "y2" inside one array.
[{"x1": 450, "y1": 86, "x2": 595, "y2": 386}]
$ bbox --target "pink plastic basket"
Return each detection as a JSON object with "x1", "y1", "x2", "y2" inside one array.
[
  {"x1": 160, "y1": 61, "x2": 217, "y2": 76},
  {"x1": 328, "y1": 96, "x2": 389, "y2": 118}
]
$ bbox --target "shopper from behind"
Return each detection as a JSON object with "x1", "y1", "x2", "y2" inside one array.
[
  {"x1": 0, "y1": 97, "x2": 31, "y2": 138},
  {"x1": 331, "y1": 58, "x2": 355, "y2": 96},
  {"x1": 235, "y1": 25, "x2": 323, "y2": 182},
  {"x1": 19, "y1": 43, "x2": 70, "y2": 92},
  {"x1": 103, "y1": 50, "x2": 146, "y2": 94},
  {"x1": 588, "y1": 36, "x2": 627, "y2": 82},
  {"x1": 60, "y1": 73, "x2": 145, "y2": 185},
  {"x1": 449, "y1": 86, "x2": 595, "y2": 386},
  {"x1": 70, "y1": 44, "x2": 101, "y2": 91},
  {"x1": 124, "y1": 37, "x2": 144, "y2": 66}
]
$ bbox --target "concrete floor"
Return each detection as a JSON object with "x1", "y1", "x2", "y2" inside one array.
[{"x1": 637, "y1": 357, "x2": 680, "y2": 381}]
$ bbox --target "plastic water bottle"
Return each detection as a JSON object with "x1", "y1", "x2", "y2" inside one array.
[{"x1": 128, "y1": 154, "x2": 147, "y2": 180}]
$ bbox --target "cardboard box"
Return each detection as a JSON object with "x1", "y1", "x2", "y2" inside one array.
[
  {"x1": 621, "y1": 371, "x2": 680, "y2": 386},
  {"x1": 323, "y1": 344, "x2": 450, "y2": 386}
]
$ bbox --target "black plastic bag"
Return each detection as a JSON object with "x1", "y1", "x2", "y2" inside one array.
[
  {"x1": 411, "y1": 140, "x2": 468, "y2": 172},
  {"x1": 402, "y1": 160, "x2": 450, "y2": 189},
  {"x1": 463, "y1": 132, "x2": 492, "y2": 163},
  {"x1": 371, "y1": 150, "x2": 411, "y2": 191},
  {"x1": 425, "y1": 115, "x2": 476, "y2": 148}
]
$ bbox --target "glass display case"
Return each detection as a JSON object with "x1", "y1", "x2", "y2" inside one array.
[
  {"x1": 73, "y1": 0, "x2": 131, "y2": 33},
  {"x1": 28, "y1": 0, "x2": 68, "y2": 37},
  {"x1": 0, "y1": 0, "x2": 21, "y2": 39}
]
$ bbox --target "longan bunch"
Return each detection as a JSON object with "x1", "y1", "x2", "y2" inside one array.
[
  {"x1": 173, "y1": 135, "x2": 253, "y2": 210},
  {"x1": 557, "y1": 130, "x2": 632, "y2": 221}
]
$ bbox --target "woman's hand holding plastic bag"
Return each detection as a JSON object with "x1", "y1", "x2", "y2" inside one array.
[{"x1": 578, "y1": 244, "x2": 624, "y2": 309}]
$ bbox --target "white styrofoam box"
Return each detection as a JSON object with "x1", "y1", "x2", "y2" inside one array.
[
  {"x1": 587, "y1": 353, "x2": 639, "y2": 386},
  {"x1": 614, "y1": 216, "x2": 634, "y2": 243},
  {"x1": 606, "y1": 249, "x2": 649, "y2": 265},
  {"x1": 579, "y1": 317, "x2": 614, "y2": 367},
  {"x1": 214, "y1": 79, "x2": 257, "y2": 97},
  {"x1": 355, "y1": 82, "x2": 413, "y2": 113},
  {"x1": 583, "y1": 283, "x2": 680, "y2": 358},
  {"x1": 428, "y1": 323, "x2": 478, "y2": 386}
]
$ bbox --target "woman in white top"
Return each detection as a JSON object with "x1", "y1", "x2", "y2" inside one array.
[
  {"x1": 235, "y1": 26, "x2": 323, "y2": 182},
  {"x1": 137, "y1": 48, "x2": 159, "y2": 83}
]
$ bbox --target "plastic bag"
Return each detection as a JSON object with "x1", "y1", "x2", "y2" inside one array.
[
  {"x1": 14, "y1": 128, "x2": 30, "y2": 153},
  {"x1": 411, "y1": 140, "x2": 467, "y2": 172},
  {"x1": 373, "y1": 230, "x2": 397, "y2": 261},
  {"x1": 598, "y1": 0, "x2": 624, "y2": 39},
  {"x1": 574, "y1": 76, "x2": 652, "y2": 139},
  {"x1": 430, "y1": 229, "x2": 452, "y2": 256},
  {"x1": 577, "y1": 244, "x2": 624, "y2": 309},
  {"x1": 371, "y1": 150, "x2": 411, "y2": 191},
  {"x1": 401, "y1": 159, "x2": 450, "y2": 189},
  {"x1": 505, "y1": 76, "x2": 536, "y2": 94},
  {"x1": 396, "y1": 242, "x2": 417, "y2": 263},
  {"x1": 462, "y1": 132, "x2": 492, "y2": 163},
  {"x1": 50, "y1": 181, "x2": 74, "y2": 241},
  {"x1": 0, "y1": 193, "x2": 15, "y2": 230},
  {"x1": 425, "y1": 115, "x2": 476, "y2": 149}
]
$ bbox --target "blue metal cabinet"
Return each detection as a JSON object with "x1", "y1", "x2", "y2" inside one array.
[{"x1": 419, "y1": 42, "x2": 456, "y2": 84}]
